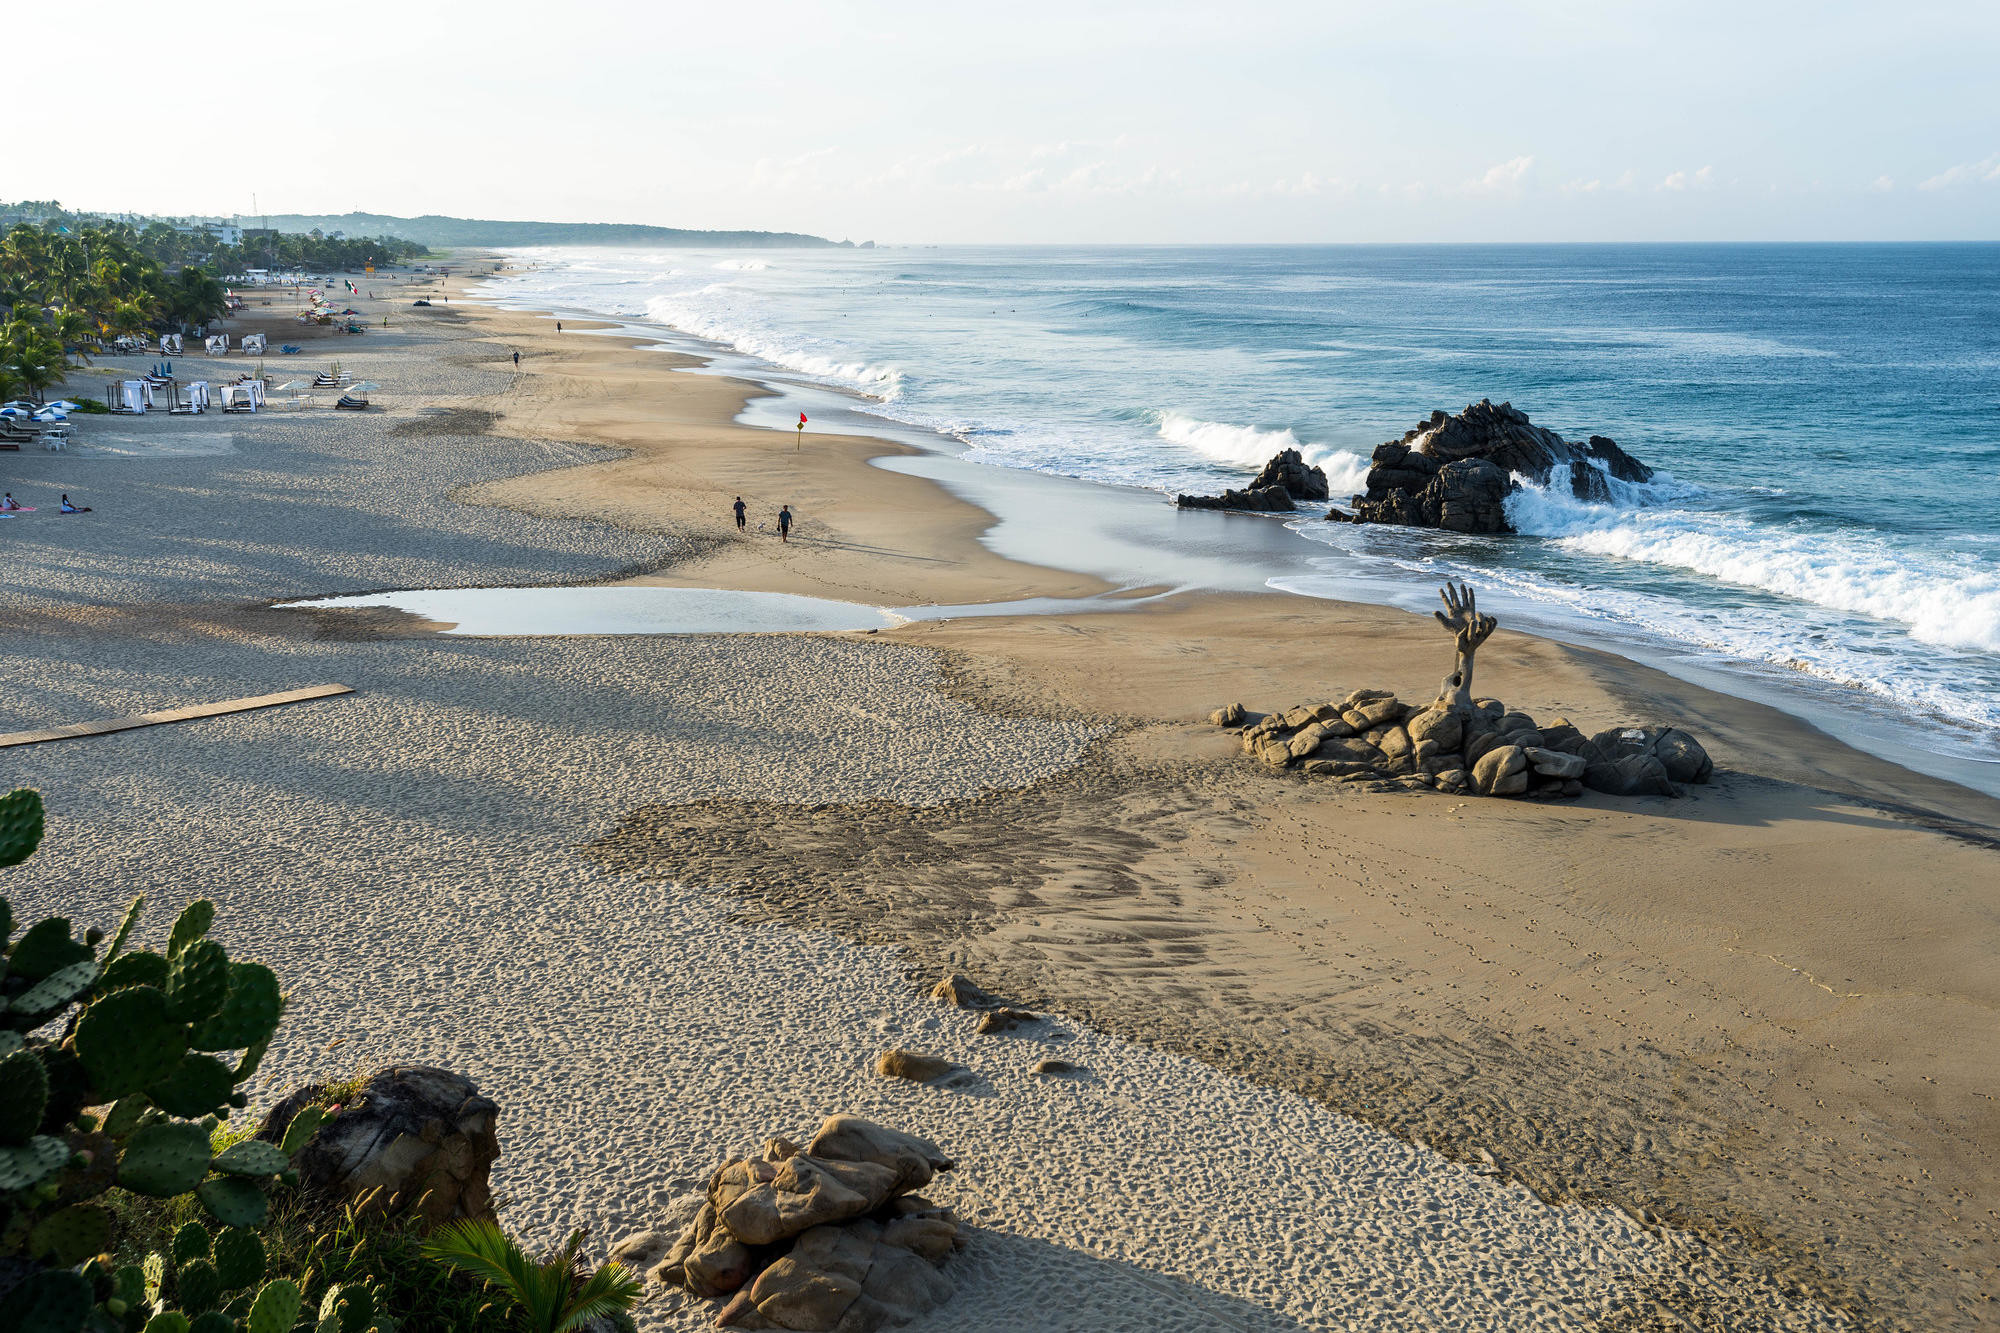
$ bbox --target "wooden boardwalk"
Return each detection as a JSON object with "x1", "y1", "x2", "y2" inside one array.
[{"x1": 0, "y1": 685, "x2": 354, "y2": 749}]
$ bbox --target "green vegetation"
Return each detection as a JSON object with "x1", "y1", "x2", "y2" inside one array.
[
  {"x1": 0, "y1": 791, "x2": 641, "y2": 1333},
  {"x1": 259, "y1": 210, "x2": 840, "y2": 249},
  {"x1": 421, "y1": 1221, "x2": 640, "y2": 1333}
]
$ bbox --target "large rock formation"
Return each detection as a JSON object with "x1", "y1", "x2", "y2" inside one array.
[
  {"x1": 652, "y1": 1116, "x2": 965, "y2": 1332},
  {"x1": 1176, "y1": 448, "x2": 1329, "y2": 512},
  {"x1": 1335, "y1": 400, "x2": 1654, "y2": 533},
  {"x1": 255, "y1": 1065, "x2": 499, "y2": 1228}
]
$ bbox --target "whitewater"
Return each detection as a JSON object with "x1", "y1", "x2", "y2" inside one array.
[{"x1": 484, "y1": 242, "x2": 2000, "y2": 765}]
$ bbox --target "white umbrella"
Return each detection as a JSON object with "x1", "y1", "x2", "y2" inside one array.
[
  {"x1": 46, "y1": 400, "x2": 80, "y2": 410},
  {"x1": 345, "y1": 381, "x2": 381, "y2": 394},
  {"x1": 275, "y1": 380, "x2": 312, "y2": 391}
]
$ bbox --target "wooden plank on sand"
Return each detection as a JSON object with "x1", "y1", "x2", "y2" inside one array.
[{"x1": 0, "y1": 685, "x2": 354, "y2": 749}]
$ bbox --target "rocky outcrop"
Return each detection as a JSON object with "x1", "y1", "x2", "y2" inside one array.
[
  {"x1": 1216, "y1": 689, "x2": 1713, "y2": 801},
  {"x1": 1176, "y1": 448, "x2": 1328, "y2": 512},
  {"x1": 1334, "y1": 400, "x2": 1654, "y2": 533},
  {"x1": 655, "y1": 1116, "x2": 964, "y2": 1332},
  {"x1": 255, "y1": 1065, "x2": 498, "y2": 1228}
]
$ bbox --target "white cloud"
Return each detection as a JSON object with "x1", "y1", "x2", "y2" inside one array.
[
  {"x1": 1466, "y1": 155, "x2": 1534, "y2": 193},
  {"x1": 1868, "y1": 175, "x2": 1895, "y2": 192},
  {"x1": 1660, "y1": 164, "x2": 1715, "y2": 191},
  {"x1": 1561, "y1": 178, "x2": 1602, "y2": 194},
  {"x1": 1917, "y1": 154, "x2": 2000, "y2": 190}
]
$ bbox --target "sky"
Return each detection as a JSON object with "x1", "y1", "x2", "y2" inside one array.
[{"x1": 10, "y1": 0, "x2": 1998, "y2": 243}]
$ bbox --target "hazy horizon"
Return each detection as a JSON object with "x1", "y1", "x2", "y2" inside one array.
[{"x1": 12, "y1": 0, "x2": 1998, "y2": 245}]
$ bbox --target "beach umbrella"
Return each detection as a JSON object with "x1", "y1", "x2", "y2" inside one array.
[{"x1": 345, "y1": 381, "x2": 381, "y2": 394}]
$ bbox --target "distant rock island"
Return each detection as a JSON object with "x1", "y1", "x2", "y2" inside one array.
[
  {"x1": 262, "y1": 211, "x2": 859, "y2": 249},
  {"x1": 1335, "y1": 399, "x2": 1654, "y2": 534}
]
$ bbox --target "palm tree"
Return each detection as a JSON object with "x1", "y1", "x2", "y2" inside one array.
[
  {"x1": 421, "y1": 1220, "x2": 640, "y2": 1333},
  {"x1": 3, "y1": 323, "x2": 68, "y2": 404}
]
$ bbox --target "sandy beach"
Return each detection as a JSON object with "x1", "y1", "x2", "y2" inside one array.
[{"x1": 1, "y1": 263, "x2": 1993, "y2": 1331}]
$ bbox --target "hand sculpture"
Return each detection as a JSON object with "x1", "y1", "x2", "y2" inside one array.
[{"x1": 1433, "y1": 582, "x2": 1496, "y2": 709}]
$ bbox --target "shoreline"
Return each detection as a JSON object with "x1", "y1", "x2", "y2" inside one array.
[
  {"x1": 2, "y1": 259, "x2": 1991, "y2": 1329},
  {"x1": 446, "y1": 266, "x2": 2000, "y2": 1329}
]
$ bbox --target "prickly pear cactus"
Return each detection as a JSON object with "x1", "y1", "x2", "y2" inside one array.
[{"x1": 0, "y1": 787, "x2": 364, "y2": 1333}]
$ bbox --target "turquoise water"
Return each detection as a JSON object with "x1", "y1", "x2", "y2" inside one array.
[{"x1": 486, "y1": 244, "x2": 2000, "y2": 762}]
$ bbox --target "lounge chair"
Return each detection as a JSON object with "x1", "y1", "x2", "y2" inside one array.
[{"x1": 334, "y1": 395, "x2": 370, "y2": 411}]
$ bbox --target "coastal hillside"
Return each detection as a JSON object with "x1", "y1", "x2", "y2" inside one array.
[{"x1": 261, "y1": 211, "x2": 850, "y2": 249}]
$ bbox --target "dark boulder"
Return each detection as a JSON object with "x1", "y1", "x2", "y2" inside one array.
[
  {"x1": 1343, "y1": 400, "x2": 1655, "y2": 534},
  {"x1": 1177, "y1": 448, "x2": 1326, "y2": 512}
]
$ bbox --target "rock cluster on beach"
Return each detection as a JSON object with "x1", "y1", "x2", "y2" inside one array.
[
  {"x1": 1329, "y1": 399, "x2": 1655, "y2": 533},
  {"x1": 1212, "y1": 690, "x2": 1713, "y2": 798},
  {"x1": 1175, "y1": 447, "x2": 1330, "y2": 511},
  {"x1": 647, "y1": 1115, "x2": 965, "y2": 1332}
]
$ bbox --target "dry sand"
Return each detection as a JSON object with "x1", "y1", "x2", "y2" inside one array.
[{"x1": 0, "y1": 260, "x2": 1991, "y2": 1330}]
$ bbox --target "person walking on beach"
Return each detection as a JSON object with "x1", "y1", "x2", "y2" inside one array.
[
  {"x1": 733, "y1": 496, "x2": 747, "y2": 531},
  {"x1": 778, "y1": 505, "x2": 793, "y2": 543},
  {"x1": 512, "y1": 350, "x2": 521, "y2": 369}
]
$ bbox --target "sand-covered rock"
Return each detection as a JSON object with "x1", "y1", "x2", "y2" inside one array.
[{"x1": 873, "y1": 1049, "x2": 958, "y2": 1082}]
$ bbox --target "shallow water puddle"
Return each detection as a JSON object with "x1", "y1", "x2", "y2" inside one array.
[{"x1": 278, "y1": 585, "x2": 1166, "y2": 636}]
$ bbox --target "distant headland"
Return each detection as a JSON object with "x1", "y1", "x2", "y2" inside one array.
[{"x1": 259, "y1": 211, "x2": 861, "y2": 249}]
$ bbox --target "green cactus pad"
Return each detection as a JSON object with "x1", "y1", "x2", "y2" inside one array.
[
  {"x1": 8, "y1": 959, "x2": 101, "y2": 1026},
  {"x1": 0, "y1": 1268, "x2": 91, "y2": 1333},
  {"x1": 196, "y1": 1175, "x2": 270, "y2": 1229},
  {"x1": 118, "y1": 1120, "x2": 213, "y2": 1196},
  {"x1": 186, "y1": 1315, "x2": 234, "y2": 1333},
  {"x1": 0, "y1": 1133, "x2": 70, "y2": 1190},
  {"x1": 147, "y1": 1054, "x2": 237, "y2": 1120},
  {"x1": 0, "y1": 1030, "x2": 19, "y2": 1058},
  {"x1": 212, "y1": 1227, "x2": 266, "y2": 1290},
  {"x1": 34, "y1": 1045, "x2": 90, "y2": 1136},
  {"x1": 212, "y1": 1138, "x2": 289, "y2": 1176},
  {"x1": 235, "y1": 1034, "x2": 273, "y2": 1083},
  {"x1": 111, "y1": 1264, "x2": 146, "y2": 1309},
  {"x1": 6, "y1": 916, "x2": 92, "y2": 982},
  {"x1": 101, "y1": 1093, "x2": 151, "y2": 1138},
  {"x1": 189, "y1": 963, "x2": 282, "y2": 1053},
  {"x1": 328, "y1": 1282, "x2": 377, "y2": 1333},
  {"x1": 27, "y1": 1203, "x2": 111, "y2": 1265},
  {"x1": 0, "y1": 787, "x2": 45, "y2": 868},
  {"x1": 174, "y1": 1258, "x2": 222, "y2": 1314},
  {"x1": 98, "y1": 948, "x2": 171, "y2": 994},
  {"x1": 171, "y1": 1220, "x2": 212, "y2": 1265},
  {"x1": 280, "y1": 1104, "x2": 330, "y2": 1156},
  {"x1": 142, "y1": 1314, "x2": 192, "y2": 1333},
  {"x1": 76, "y1": 985, "x2": 188, "y2": 1098},
  {"x1": 102, "y1": 894, "x2": 145, "y2": 963},
  {"x1": 0, "y1": 1046, "x2": 49, "y2": 1145},
  {"x1": 166, "y1": 900, "x2": 215, "y2": 959},
  {"x1": 166, "y1": 940, "x2": 231, "y2": 1023},
  {"x1": 246, "y1": 1279, "x2": 303, "y2": 1333},
  {"x1": 144, "y1": 1251, "x2": 167, "y2": 1303}
]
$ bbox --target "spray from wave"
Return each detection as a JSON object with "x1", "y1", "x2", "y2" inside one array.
[
  {"x1": 1505, "y1": 478, "x2": 2000, "y2": 653},
  {"x1": 642, "y1": 291, "x2": 903, "y2": 399},
  {"x1": 1152, "y1": 411, "x2": 1371, "y2": 494}
]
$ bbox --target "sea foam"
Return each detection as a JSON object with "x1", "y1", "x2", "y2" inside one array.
[{"x1": 1153, "y1": 412, "x2": 1371, "y2": 494}]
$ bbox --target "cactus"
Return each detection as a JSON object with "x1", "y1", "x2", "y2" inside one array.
[
  {"x1": 0, "y1": 1135, "x2": 69, "y2": 1190},
  {"x1": 118, "y1": 1121, "x2": 214, "y2": 1197},
  {"x1": 280, "y1": 1104, "x2": 331, "y2": 1157},
  {"x1": 6, "y1": 916, "x2": 91, "y2": 982},
  {"x1": 196, "y1": 1176, "x2": 269, "y2": 1229},
  {"x1": 27, "y1": 1203, "x2": 111, "y2": 1265},
  {"x1": 143, "y1": 1314, "x2": 192, "y2": 1333},
  {"x1": 212, "y1": 1227, "x2": 266, "y2": 1290},
  {"x1": 148, "y1": 1055, "x2": 236, "y2": 1120},
  {"x1": 171, "y1": 1220, "x2": 212, "y2": 1265},
  {"x1": 189, "y1": 962, "x2": 283, "y2": 1052},
  {"x1": 8, "y1": 959, "x2": 101, "y2": 1026},
  {"x1": 0, "y1": 1046, "x2": 49, "y2": 1145},
  {"x1": 99, "y1": 948, "x2": 171, "y2": 992},
  {"x1": 0, "y1": 1269, "x2": 92, "y2": 1333},
  {"x1": 174, "y1": 1258, "x2": 222, "y2": 1313},
  {"x1": 76, "y1": 985, "x2": 188, "y2": 1097},
  {"x1": 0, "y1": 787, "x2": 44, "y2": 867},
  {"x1": 111, "y1": 1264, "x2": 145, "y2": 1310},
  {"x1": 166, "y1": 939, "x2": 230, "y2": 1023},
  {"x1": 213, "y1": 1139, "x2": 289, "y2": 1177},
  {"x1": 187, "y1": 1315, "x2": 234, "y2": 1333},
  {"x1": 166, "y1": 900, "x2": 215, "y2": 960},
  {"x1": 102, "y1": 894, "x2": 144, "y2": 963},
  {"x1": 247, "y1": 1279, "x2": 303, "y2": 1333}
]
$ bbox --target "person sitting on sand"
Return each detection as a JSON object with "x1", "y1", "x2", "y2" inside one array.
[
  {"x1": 778, "y1": 504, "x2": 793, "y2": 543},
  {"x1": 733, "y1": 496, "x2": 747, "y2": 531},
  {"x1": 0, "y1": 494, "x2": 18, "y2": 511},
  {"x1": 60, "y1": 494, "x2": 90, "y2": 513}
]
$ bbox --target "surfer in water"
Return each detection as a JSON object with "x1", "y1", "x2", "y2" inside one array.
[{"x1": 0, "y1": 493, "x2": 19, "y2": 511}]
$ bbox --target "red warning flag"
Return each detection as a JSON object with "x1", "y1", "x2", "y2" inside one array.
[{"x1": 799, "y1": 413, "x2": 808, "y2": 426}]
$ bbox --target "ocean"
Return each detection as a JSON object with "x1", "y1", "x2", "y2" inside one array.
[{"x1": 483, "y1": 243, "x2": 2000, "y2": 776}]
